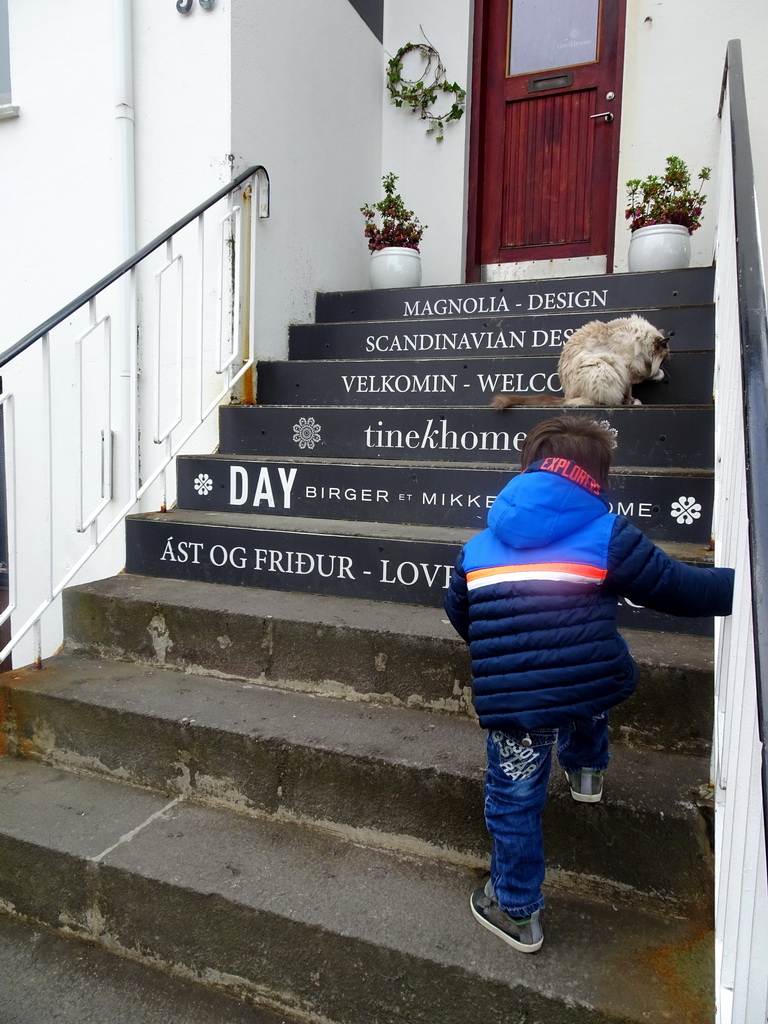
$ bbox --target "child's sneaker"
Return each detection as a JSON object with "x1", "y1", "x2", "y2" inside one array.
[
  {"x1": 565, "y1": 768, "x2": 603, "y2": 802},
  {"x1": 469, "y1": 888, "x2": 543, "y2": 953}
]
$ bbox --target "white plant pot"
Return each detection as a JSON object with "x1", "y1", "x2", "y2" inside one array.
[
  {"x1": 369, "y1": 246, "x2": 422, "y2": 289},
  {"x1": 627, "y1": 224, "x2": 691, "y2": 273}
]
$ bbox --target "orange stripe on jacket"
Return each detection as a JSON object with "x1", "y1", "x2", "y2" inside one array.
[{"x1": 466, "y1": 562, "x2": 607, "y2": 590}]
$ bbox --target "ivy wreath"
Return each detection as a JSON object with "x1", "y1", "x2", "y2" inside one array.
[{"x1": 386, "y1": 40, "x2": 466, "y2": 141}]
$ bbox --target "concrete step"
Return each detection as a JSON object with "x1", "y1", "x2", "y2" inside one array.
[
  {"x1": 314, "y1": 266, "x2": 715, "y2": 323},
  {"x1": 289, "y1": 303, "x2": 714, "y2": 360},
  {"x1": 0, "y1": 758, "x2": 714, "y2": 1024},
  {"x1": 124, "y1": 510, "x2": 717, "y2": 635},
  {"x1": 61, "y1": 576, "x2": 715, "y2": 755},
  {"x1": 218, "y1": 404, "x2": 715, "y2": 470},
  {"x1": 0, "y1": 652, "x2": 714, "y2": 906},
  {"x1": 0, "y1": 913, "x2": 294, "y2": 1024},
  {"x1": 256, "y1": 351, "x2": 714, "y2": 407},
  {"x1": 176, "y1": 454, "x2": 714, "y2": 543}
]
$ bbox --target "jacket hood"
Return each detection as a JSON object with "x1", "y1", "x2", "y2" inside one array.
[{"x1": 487, "y1": 459, "x2": 610, "y2": 548}]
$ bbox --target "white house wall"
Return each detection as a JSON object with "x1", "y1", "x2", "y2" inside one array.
[
  {"x1": 0, "y1": 2, "x2": 119, "y2": 347},
  {"x1": 381, "y1": 2, "x2": 473, "y2": 288},
  {"x1": 132, "y1": 0, "x2": 232, "y2": 249},
  {"x1": 617, "y1": 0, "x2": 768, "y2": 273},
  {"x1": 0, "y1": 1, "x2": 234, "y2": 341},
  {"x1": 231, "y1": 0, "x2": 384, "y2": 362},
  {"x1": 380, "y1": 1, "x2": 767, "y2": 283}
]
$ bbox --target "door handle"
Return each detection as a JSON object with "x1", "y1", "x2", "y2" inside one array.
[{"x1": 590, "y1": 112, "x2": 614, "y2": 123}]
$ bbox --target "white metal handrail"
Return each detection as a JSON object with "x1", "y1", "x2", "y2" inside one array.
[{"x1": 0, "y1": 165, "x2": 269, "y2": 669}]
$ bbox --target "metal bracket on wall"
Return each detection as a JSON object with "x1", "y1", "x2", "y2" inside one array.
[{"x1": 176, "y1": 0, "x2": 215, "y2": 13}]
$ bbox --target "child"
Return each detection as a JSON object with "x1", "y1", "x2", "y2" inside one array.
[{"x1": 443, "y1": 416, "x2": 734, "y2": 953}]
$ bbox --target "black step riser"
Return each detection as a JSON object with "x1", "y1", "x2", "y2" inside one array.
[
  {"x1": 219, "y1": 406, "x2": 714, "y2": 468},
  {"x1": 178, "y1": 457, "x2": 714, "y2": 543},
  {"x1": 125, "y1": 518, "x2": 713, "y2": 636},
  {"x1": 290, "y1": 305, "x2": 714, "y2": 360},
  {"x1": 316, "y1": 268, "x2": 714, "y2": 323},
  {"x1": 257, "y1": 352, "x2": 714, "y2": 407}
]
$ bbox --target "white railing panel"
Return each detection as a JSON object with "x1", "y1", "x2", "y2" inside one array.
[
  {"x1": 712, "y1": 80, "x2": 768, "y2": 1024},
  {"x1": 0, "y1": 168, "x2": 268, "y2": 668},
  {"x1": 217, "y1": 198, "x2": 242, "y2": 376},
  {"x1": 153, "y1": 244, "x2": 185, "y2": 446},
  {"x1": 75, "y1": 306, "x2": 113, "y2": 533}
]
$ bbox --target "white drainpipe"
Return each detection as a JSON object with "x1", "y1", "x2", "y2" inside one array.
[{"x1": 114, "y1": 0, "x2": 136, "y2": 258}]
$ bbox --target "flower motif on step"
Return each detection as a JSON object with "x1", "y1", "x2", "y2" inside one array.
[
  {"x1": 293, "y1": 416, "x2": 321, "y2": 450},
  {"x1": 193, "y1": 473, "x2": 214, "y2": 496},
  {"x1": 671, "y1": 496, "x2": 702, "y2": 525},
  {"x1": 594, "y1": 420, "x2": 619, "y2": 449}
]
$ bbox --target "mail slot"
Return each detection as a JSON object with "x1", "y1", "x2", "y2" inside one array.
[{"x1": 528, "y1": 72, "x2": 573, "y2": 92}]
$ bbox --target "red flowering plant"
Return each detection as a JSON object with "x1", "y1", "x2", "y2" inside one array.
[
  {"x1": 361, "y1": 172, "x2": 427, "y2": 252},
  {"x1": 626, "y1": 156, "x2": 712, "y2": 234}
]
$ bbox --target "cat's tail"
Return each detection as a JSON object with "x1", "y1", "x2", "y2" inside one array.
[{"x1": 491, "y1": 394, "x2": 566, "y2": 410}]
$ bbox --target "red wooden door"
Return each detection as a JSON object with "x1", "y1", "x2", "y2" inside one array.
[{"x1": 468, "y1": 0, "x2": 626, "y2": 276}]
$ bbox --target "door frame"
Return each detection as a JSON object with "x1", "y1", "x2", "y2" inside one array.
[{"x1": 466, "y1": 0, "x2": 627, "y2": 282}]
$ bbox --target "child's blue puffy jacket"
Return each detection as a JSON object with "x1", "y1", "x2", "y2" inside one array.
[{"x1": 443, "y1": 458, "x2": 734, "y2": 731}]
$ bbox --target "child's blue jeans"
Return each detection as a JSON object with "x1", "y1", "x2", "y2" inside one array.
[{"x1": 484, "y1": 715, "x2": 610, "y2": 919}]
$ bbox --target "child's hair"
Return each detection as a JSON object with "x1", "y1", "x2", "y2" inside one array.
[{"x1": 520, "y1": 416, "x2": 614, "y2": 489}]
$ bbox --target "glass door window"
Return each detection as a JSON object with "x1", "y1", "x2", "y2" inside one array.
[{"x1": 509, "y1": 0, "x2": 600, "y2": 76}]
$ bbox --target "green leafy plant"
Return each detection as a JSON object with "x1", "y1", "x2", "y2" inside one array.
[
  {"x1": 626, "y1": 156, "x2": 712, "y2": 234},
  {"x1": 361, "y1": 173, "x2": 427, "y2": 252},
  {"x1": 386, "y1": 40, "x2": 466, "y2": 142}
]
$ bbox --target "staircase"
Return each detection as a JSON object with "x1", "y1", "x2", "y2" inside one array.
[{"x1": 0, "y1": 267, "x2": 718, "y2": 1023}]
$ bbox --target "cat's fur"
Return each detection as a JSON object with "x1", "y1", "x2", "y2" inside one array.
[{"x1": 492, "y1": 315, "x2": 669, "y2": 409}]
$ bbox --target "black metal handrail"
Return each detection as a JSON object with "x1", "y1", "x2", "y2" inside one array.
[
  {"x1": 721, "y1": 39, "x2": 768, "y2": 844},
  {"x1": 0, "y1": 164, "x2": 269, "y2": 370}
]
